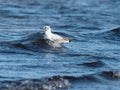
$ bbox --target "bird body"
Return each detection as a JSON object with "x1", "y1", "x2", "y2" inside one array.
[{"x1": 43, "y1": 26, "x2": 69, "y2": 43}]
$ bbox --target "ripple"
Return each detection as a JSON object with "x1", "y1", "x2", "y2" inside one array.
[
  {"x1": 100, "y1": 70, "x2": 120, "y2": 80},
  {"x1": 111, "y1": 27, "x2": 120, "y2": 33},
  {"x1": 81, "y1": 61, "x2": 105, "y2": 67},
  {"x1": 63, "y1": 75, "x2": 99, "y2": 82}
]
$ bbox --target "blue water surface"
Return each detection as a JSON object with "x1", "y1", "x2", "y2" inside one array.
[{"x1": 0, "y1": 0, "x2": 120, "y2": 90}]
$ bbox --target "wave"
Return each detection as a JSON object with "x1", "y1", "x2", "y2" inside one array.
[
  {"x1": 100, "y1": 70, "x2": 120, "y2": 80},
  {"x1": 0, "y1": 32, "x2": 73, "y2": 54},
  {"x1": 0, "y1": 70, "x2": 120, "y2": 90},
  {"x1": 0, "y1": 75, "x2": 98, "y2": 90},
  {"x1": 110, "y1": 27, "x2": 120, "y2": 32},
  {"x1": 80, "y1": 27, "x2": 120, "y2": 44},
  {"x1": 95, "y1": 27, "x2": 120, "y2": 41},
  {"x1": 77, "y1": 61, "x2": 105, "y2": 67},
  {"x1": 0, "y1": 76, "x2": 71, "y2": 90}
]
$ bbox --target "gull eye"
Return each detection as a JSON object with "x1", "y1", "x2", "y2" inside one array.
[
  {"x1": 44, "y1": 26, "x2": 47, "y2": 30},
  {"x1": 44, "y1": 27, "x2": 46, "y2": 29},
  {"x1": 46, "y1": 27, "x2": 49, "y2": 30}
]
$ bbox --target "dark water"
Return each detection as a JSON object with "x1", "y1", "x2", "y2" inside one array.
[{"x1": 0, "y1": 0, "x2": 120, "y2": 90}]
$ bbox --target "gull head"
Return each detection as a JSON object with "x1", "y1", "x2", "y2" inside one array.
[{"x1": 43, "y1": 26, "x2": 51, "y2": 31}]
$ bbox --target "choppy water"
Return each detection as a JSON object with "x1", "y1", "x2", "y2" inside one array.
[{"x1": 0, "y1": 0, "x2": 120, "y2": 90}]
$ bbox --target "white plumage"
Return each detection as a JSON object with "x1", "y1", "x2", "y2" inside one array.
[{"x1": 42, "y1": 26, "x2": 69, "y2": 43}]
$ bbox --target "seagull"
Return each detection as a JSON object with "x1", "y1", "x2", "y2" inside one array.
[{"x1": 42, "y1": 26, "x2": 70, "y2": 43}]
